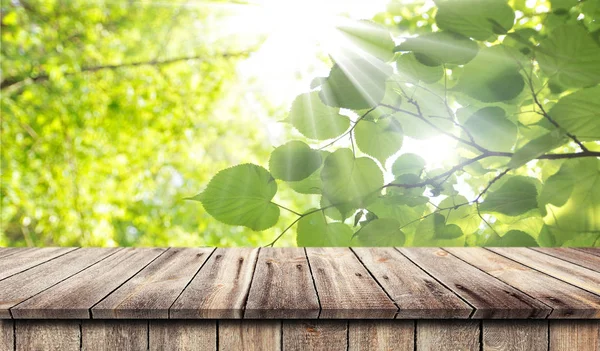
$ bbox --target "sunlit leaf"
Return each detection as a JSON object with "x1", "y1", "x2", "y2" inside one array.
[
  {"x1": 480, "y1": 176, "x2": 538, "y2": 216},
  {"x1": 337, "y1": 20, "x2": 395, "y2": 61},
  {"x1": 435, "y1": 0, "x2": 515, "y2": 40},
  {"x1": 269, "y1": 141, "x2": 322, "y2": 181},
  {"x1": 463, "y1": 107, "x2": 517, "y2": 151},
  {"x1": 547, "y1": 86, "x2": 600, "y2": 140},
  {"x1": 355, "y1": 118, "x2": 403, "y2": 164},
  {"x1": 539, "y1": 164, "x2": 575, "y2": 207},
  {"x1": 394, "y1": 32, "x2": 479, "y2": 66},
  {"x1": 508, "y1": 130, "x2": 568, "y2": 169},
  {"x1": 286, "y1": 151, "x2": 330, "y2": 195},
  {"x1": 395, "y1": 53, "x2": 444, "y2": 84},
  {"x1": 354, "y1": 218, "x2": 405, "y2": 246},
  {"x1": 391, "y1": 153, "x2": 426, "y2": 177},
  {"x1": 413, "y1": 213, "x2": 465, "y2": 246},
  {"x1": 485, "y1": 230, "x2": 538, "y2": 246},
  {"x1": 288, "y1": 92, "x2": 350, "y2": 140},
  {"x1": 296, "y1": 209, "x2": 352, "y2": 246}
]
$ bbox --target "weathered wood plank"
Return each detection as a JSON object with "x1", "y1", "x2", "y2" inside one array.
[
  {"x1": 550, "y1": 320, "x2": 600, "y2": 351},
  {"x1": 92, "y1": 248, "x2": 213, "y2": 319},
  {"x1": 82, "y1": 320, "x2": 147, "y2": 351},
  {"x1": 16, "y1": 320, "x2": 79, "y2": 351},
  {"x1": 398, "y1": 248, "x2": 550, "y2": 318},
  {"x1": 417, "y1": 320, "x2": 479, "y2": 351},
  {"x1": 170, "y1": 248, "x2": 259, "y2": 319},
  {"x1": 575, "y1": 248, "x2": 600, "y2": 257},
  {"x1": 489, "y1": 247, "x2": 600, "y2": 295},
  {"x1": 531, "y1": 248, "x2": 600, "y2": 272},
  {"x1": 245, "y1": 248, "x2": 319, "y2": 319},
  {"x1": 283, "y1": 320, "x2": 346, "y2": 351},
  {"x1": 0, "y1": 248, "x2": 120, "y2": 319},
  {"x1": 149, "y1": 320, "x2": 216, "y2": 351},
  {"x1": 305, "y1": 248, "x2": 397, "y2": 319},
  {"x1": 0, "y1": 248, "x2": 25, "y2": 260},
  {"x1": 219, "y1": 320, "x2": 280, "y2": 351},
  {"x1": 446, "y1": 247, "x2": 600, "y2": 319},
  {"x1": 0, "y1": 247, "x2": 76, "y2": 281},
  {"x1": 348, "y1": 320, "x2": 413, "y2": 351},
  {"x1": 483, "y1": 320, "x2": 548, "y2": 351},
  {"x1": 1, "y1": 320, "x2": 13, "y2": 351},
  {"x1": 353, "y1": 247, "x2": 472, "y2": 319},
  {"x1": 11, "y1": 248, "x2": 165, "y2": 318}
]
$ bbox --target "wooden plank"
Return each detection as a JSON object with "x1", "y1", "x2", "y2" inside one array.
[
  {"x1": 0, "y1": 248, "x2": 120, "y2": 319},
  {"x1": 417, "y1": 320, "x2": 479, "y2": 351},
  {"x1": 244, "y1": 248, "x2": 319, "y2": 319},
  {"x1": 550, "y1": 320, "x2": 600, "y2": 351},
  {"x1": 1, "y1": 320, "x2": 13, "y2": 351},
  {"x1": 489, "y1": 247, "x2": 600, "y2": 295},
  {"x1": 0, "y1": 248, "x2": 25, "y2": 260},
  {"x1": 531, "y1": 248, "x2": 600, "y2": 272},
  {"x1": 15, "y1": 320, "x2": 79, "y2": 351},
  {"x1": 353, "y1": 247, "x2": 472, "y2": 319},
  {"x1": 446, "y1": 247, "x2": 600, "y2": 319},
  {"x1": 149, "y1": 320, "x2": 216, "y2": 351},
  {"x1": 348, "y1": 320, "x2": 413, "y2": 351},
  {"x1": 305, "y1": 248, "x2": 397, "y2": 319},
  {"x1": 0, "y1": 247, "x2": 76, "y2": 281},
  {"x1": 82, "y1": 320, "x2": 147, "y2": 351},
  {"x1": 219, "y1": 320, "x2": 280, "y2": 351},
  {"x1": 483, "y1": 320, "x2": 548, "y2": 351},
  {"x1": 92, "y1": 248, "x2": 213, "y2": 319},
  {"x1": 398, "y1": 248, "x2": 550, "y2": 318},
  {"x1": 575, "y1": 248, "x2": 600, "y2": 257},
  {"x1": 11, "y1": 248, "x2": 165, "y2": 318},
  {"x1": 283, "y1": 320, "x2": 346, "y2": 351},
  {"x1": 170, "y1": 248, "x2": 259, "y2": 319}
]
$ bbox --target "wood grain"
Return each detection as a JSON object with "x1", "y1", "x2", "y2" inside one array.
[
  {"x1": 283, "y1": 320, "x2": 346, "y2": 351},
  {"x1": 417, "y1": 320, "x2": 479, "y2": 351},
  {"x1": 0, "y1": 248, "x2": 25, "y2": 260},
  {"x1": 398, "y1": 248, "x2": 550, "y2": 318},
  {"x1": 0, "y1": 248, "x2": 120, "y2": 319},
  {"x1": 16, "y1": 320, "x2": 79, "y2": 351},
  {"x1": 531, "y1": 248, "x2": 600, "y2": 272},
  {"x1": 575, "y1": 248, "x2": 600, "y2": 257},
  {"x1": 0, "y1": 247, "x2": 76, "y2": 281},
  {"x1": 348, "y1": 320, "x2": 413, "y2": 351},
  {"x1": 446, "y1": 247, "x2": 600, "y2": 318},
  {"x1": 11, "y1": 248, "x2": 165, "y2": 318},
  {"x1": 92, "y1": 248, "x2": 213, "y2": 319},
  {"x1": 82, "y1": 320, "x2": 147, "y2": 351},
  {"x1": 219, "y1": 320, "x2": 280, "y2": 351},
  {"x1": 149, "y1": 320, "x2": 216, "y2": 351},
  {"x1": 489, "y1": 247, "x2": 600, "y2": 295},
  {"x1": 483, "y1": 320, "x2": 548, "y2": 351},
  {"x1": 353, "y1": 247, "x2": 472, "y2": 319},
  {"x1": 0, "y1": 320, "x2": 13, "y2": 351},
  {"x1": 550, "y1": 320, "x2": 600, "y2": 351},
  {"x1": 170, "y1": 248, "x2": 259, "y2": 319},
  {"x1": 245, "y1": 248, "x2": 319, "y2": 319},
  {"x1": 305, "y1": 248, "x2": 397, "y2": 319}
]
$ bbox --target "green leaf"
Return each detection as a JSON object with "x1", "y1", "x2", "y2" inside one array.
[
  {"x1": 537, "y1": 25, "x2": 600, "y2": 87},
  {"x1": 550, "y1": 0, "x2": 578, "y2": 11},
  {"x1": 485, "y1": 230, "x2": 539, "y2": 247},
  {"x1": 439, "y1": 196, "x2": 480, "y2": 234},
  {"x1": 269, "y1": 141, "x2": 322, "y2": 181},
  {"x1": 463, "y1": 107, "x2": 518, "y2": 151},
  {"x1": 391, "y1": 153, "x2": 426, "y2": 177},
  {"x1": 355, "y1": 118, "x2": 403, "y2": 164},
  {"x1": 508, "y1": 130, "x2": 568, "y2": 169},
  {"x1": 354, "y1": 218, "x2": 406, "y2": 246},
  {"x1": 337, "y1": 20, "x2": 395, "y2": 61},
  {"x1": 435, "y1": 0, "x2": 515, "y2": 41},
  {"x1": 413, "y1": 213, "x2": 465, "y2": 246},
  {"x1": 321, "y1": 148, "x2": 384, "y2": 219},
  {"x1": 539, "y1": 165, "x2": 575, "y2": 207},
  {"x1": 194, "y1": 164, "x2": 279, "y2": 231},
  {"x1": 319, "y1": 58, "x2": 393, "y2": 110},
  {"x1": 480, "y1": 176, "x2": 538, "y2": 216},
  {"x1": 288, "y1": 92, "x2": 350, "y2": 140},
  {"x1": 394, "y1": 32, "x2": 479, "y2": 66},
  {"x1": 547, "y1": 86, "x2": 600, "y2": 140},
  {"x1": 286, "y1": 151, "x2": 330, "y2": 195},
  {"x1": 296, "y1": 210, "x2": 353, "y2": 246},
  {"x1": 395, "y1": 53, "x2": 444, "y2": 84},
  {"x1": 454, "y1": 46, "x2": 525, "y2": 102}
]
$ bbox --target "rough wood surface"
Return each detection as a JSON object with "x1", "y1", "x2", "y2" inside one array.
[
  {"x1": 219, "y1": 320, "x2": 280, "y2": 351},
  {"x1": 170, "y1": 248, "x2": 259, "y2": 319},
  {"x1": 398, "y1": 248, "x2": 550, "y2": 318},
  {"x1": 245, "y1": 248, "x2": 319, "y2": 319},
  {"x1": 82, "y1": 320, "x2": 147, "y2": 351},
  {"x1": 348, "y1": 320, "x2": 414, "y2": 351},
  {"x1": 490, "y1": 247, "x2": 600, "y2": 295},
  {"x1": 353, "y1": 247, "x2": 472, "y2": 319},
  {"x1": 416, "y1": 320, "x2": 479, "y2": 351},
  {"x1": 0, "y1": 247, "x2": 76, "y2": 281},
  {"x1": 306, "y1": 248, "x2": 397, "y2": 319},
  {"x1": 550, "y1": 320, "x2": 600, "y2": 351},
  {"x1": 446, "y1": 247, "x2": 600, "y2": 319},
  {"x1": 11, "y1": 248, "x2": 165, "y2": 318},
  {"x1": 575, "y1": 248, "x2": 600, "y2": 257},
  {"x1": 149, "y1": 320, "x2": 216, "y2": 351},
  {"x1": 0, "y1": 248, "x2": 25, "y2": 260},
  {"x1": 16, "y1": 320, "x2": 79, "y2": 351},
  {"x1": 93, "y1": 248, "x2": 213, "y2": 319},
  {"x1": 483, "y1": 320, "x2": 548, "y2": 351},
  {"x1": 531, "y1": 248, "x2": 600, "y2": 272},
  {"x1": 0, "y1": 248, "x2": 120, "y2": 319},
  {"x1": 0, "y1": 320, "x2": 13, "y2": 351},
  {"x1": 283, "y1": 320, "x2": 346, "y2": 351}
]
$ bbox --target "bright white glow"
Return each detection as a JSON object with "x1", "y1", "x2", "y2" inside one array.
[{"x1": 401, "y1": 136, "x2": 458, "y2": 170}]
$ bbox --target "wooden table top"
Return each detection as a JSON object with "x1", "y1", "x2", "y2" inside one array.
[{"x1": 0, "y1": 247, "x2": 599, "y2": 320}]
